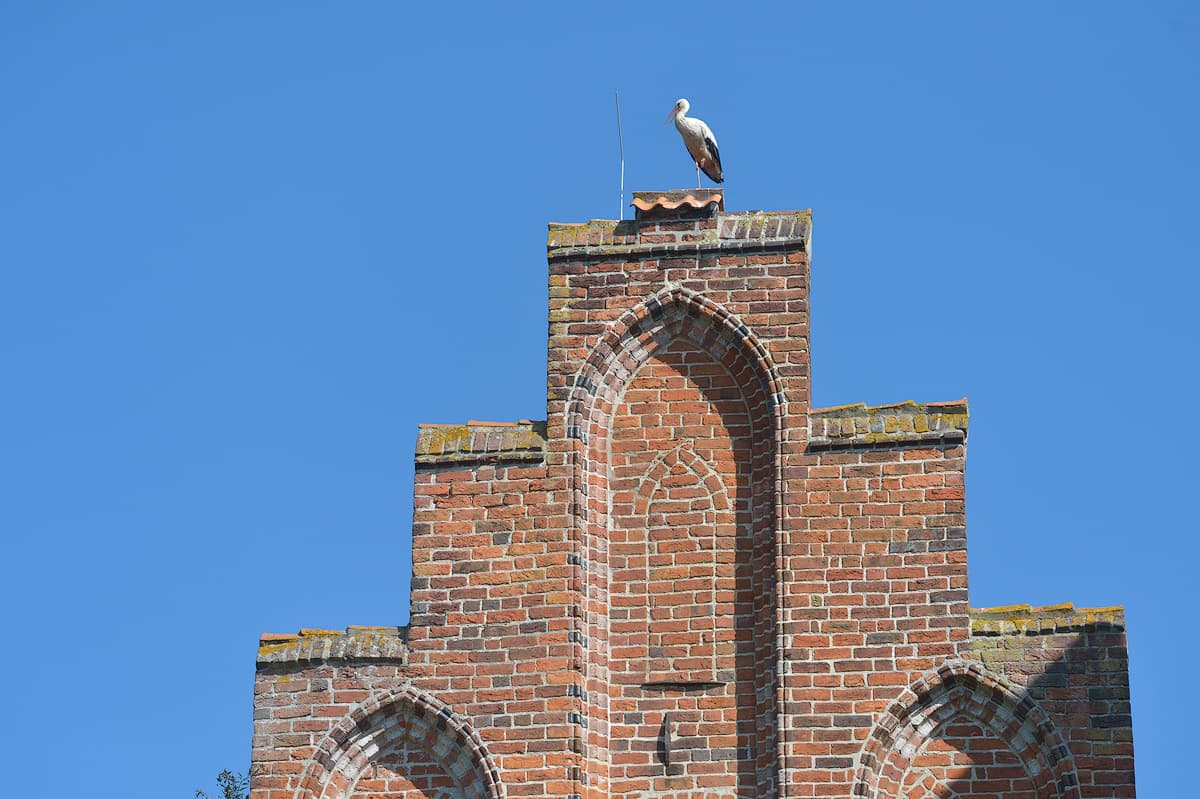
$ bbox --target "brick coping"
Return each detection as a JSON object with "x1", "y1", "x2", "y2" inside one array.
[
  {"x1": 415, "y1": 420, "x2": 547, "y2": 467},
  {"x1": 411, "y1": 399, "x2": 970, "y2": 466},
  {"x1": 546, "y1": 209, "x2": 811, "y2": 256},
  {"x1": 808, "y1": 399, "x2": 969, "y2": 450},
  {"x1": 257, "y1": 625, "x2": 409, "y2": 664},
  {"x1": 970, "y1": 603, "x2": 1125, "y2": 635}
]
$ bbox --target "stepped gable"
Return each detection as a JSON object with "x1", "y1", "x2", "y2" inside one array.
[{"x1": 247, "y1": 191, "x2": 1135, "y2": 799}]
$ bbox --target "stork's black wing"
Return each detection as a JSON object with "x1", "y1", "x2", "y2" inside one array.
[{"x1": 701, "y1": 133, "x2": 723, "y2": 183}]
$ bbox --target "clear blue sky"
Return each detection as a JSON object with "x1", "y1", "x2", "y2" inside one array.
[{"x1": 2, "y1": 4, "x2": 1194, "y2": 797}]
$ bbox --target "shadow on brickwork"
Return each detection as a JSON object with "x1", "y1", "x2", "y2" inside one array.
[
  {"x1": 996, "y1": 621, "x2": 1135, "y2": 799},
  {"x1": 857, "y1": 617, "x2": 1134, "y2": 799}
]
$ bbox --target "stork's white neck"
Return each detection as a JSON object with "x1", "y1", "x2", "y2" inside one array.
[
  {"x1": 673, "y1": 104, "x2": 691, "y2": 133},
  {"x1": 675, "y1": 114, "x2": 702, "y2": 137}
]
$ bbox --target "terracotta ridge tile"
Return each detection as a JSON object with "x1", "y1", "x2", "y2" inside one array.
[{"x1": 631, "y1": 191, "x2": 724, "y2": 212}]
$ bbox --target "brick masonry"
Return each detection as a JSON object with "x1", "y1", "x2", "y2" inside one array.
[{"x1": 249, "y1": 190, "x2": 1135, "y2": 799}]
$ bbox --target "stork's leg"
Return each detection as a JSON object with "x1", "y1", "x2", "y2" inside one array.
[{"x1": 696, "y1": 163, "x2": 701, "y2": 188}]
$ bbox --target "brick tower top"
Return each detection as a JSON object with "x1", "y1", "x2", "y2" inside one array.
[
  {"x1": 547, "y1": 188, "x2": 810, "y2": 261},
  {"x1": 545, "y1": 188, "x2": 814, "y2": 441}
]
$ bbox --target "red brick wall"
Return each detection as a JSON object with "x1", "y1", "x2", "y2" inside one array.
[
  {"x1": 406, "y1": 457, "x2": 575, "y2": 799},
  {"x1": 249, "y1": 659, "x2": 501, "y2": 799},
  {"x1": 787, "y1": 441, "x2": 972, "y2": 796}
]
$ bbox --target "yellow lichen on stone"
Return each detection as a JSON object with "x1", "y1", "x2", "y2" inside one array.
[
  {"x1": 420, "y1": 426, "x2": 472, "y2": 454},
  {"x1": 970, "y1": 602, "x2": 1125, "y2": 635},
  {"x1": 257, "y1": 640, "x2": 300, "y2": 658}
]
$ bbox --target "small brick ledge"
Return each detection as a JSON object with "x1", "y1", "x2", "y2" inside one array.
[
  {"x1": 415, "y1": 420, "x2": 547, "y2": 467},
  {"x1": 808, "y1": 399, "x2": 969, "y2": 450},
  {"x1": 257, "y1": 625, "x2": 409, "y2": 664},
  {"x1": 970, "y1": 603, "x2": 1125, "y2": 636}
]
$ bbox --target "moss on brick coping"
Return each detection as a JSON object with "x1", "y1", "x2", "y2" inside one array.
[
  {"x1": 415, "y1": 420, "x2": 547, "y2": 466},
  {"x1": 970, "y1": 603, "x2": 1125, "y2": 636},
  {"x1": 257, "y1": 625, "x2": 409, "y2": 664},
  {"x1": 809, "y1": 399, "x2": 969, "y2": 450},
  {"x1": 546, "y1": 209, "x2": 811, "y2": 253},
  {"x1": 415, "y1": 401, "x2": 966, "y2": 462}
]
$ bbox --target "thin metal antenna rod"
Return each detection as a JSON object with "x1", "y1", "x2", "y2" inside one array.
[{"x1": 615, "y1": 91, "x2": 625, "y2": 220}]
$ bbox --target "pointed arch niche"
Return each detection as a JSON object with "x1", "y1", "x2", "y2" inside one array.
[
  {"x1": 855, "y1": 660, "x2": 1079, "y2": 799},
  {"x1": 615, "y1": 442, "x2": 734, "y2": 684},
  {"x1": 295, "y1": 687, "x2": 503, "y2": 799},
  {"x1": 567, "y1": 285, "x2": 785, "y2": 799}
]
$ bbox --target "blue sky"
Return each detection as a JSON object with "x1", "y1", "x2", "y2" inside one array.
[{"x1": 1, "y1": 4, "x2": 1194, "y2": 797}]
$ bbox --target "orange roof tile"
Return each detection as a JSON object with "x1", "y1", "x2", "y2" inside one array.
[{"x1": 631, "y1": 190, "x2": 724, "y2": 212}]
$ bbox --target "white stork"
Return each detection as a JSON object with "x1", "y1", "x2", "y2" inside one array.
[{"x1": 667, "y1": 98, "x2": 723, "y2": 186}]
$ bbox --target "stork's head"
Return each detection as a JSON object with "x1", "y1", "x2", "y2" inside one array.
[{"x1": 666, "y1": 98, "x2": 689, "y2": 123}]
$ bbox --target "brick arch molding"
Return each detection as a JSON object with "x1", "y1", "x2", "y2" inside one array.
[
  {"x1": 565, "y1": 283, "x2": 789, "y2": 798},
  {"x1": 295, "y1": 685, "x2": 504, "y2": 799},
  {"x1": 564, "y1": 283, "x2": 786, "y2": 558},
  {"x1": 565, "y1": 282, "x2": 787, "y2": 430},
  {"x1": 854, "y1": 659, "x2": 1079, "y2": 799}
]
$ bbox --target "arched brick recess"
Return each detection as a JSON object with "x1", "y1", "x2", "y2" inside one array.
[
  {"x1": 613, "y1": 442, "x2": 734, "y2": 683},
  {"x1": 296, "y1": 686, "x2": 503, "y2": 799},
  {"x1": 854, "y1": 660, "x2": 1077, "y2": 799},
  {"x1": 566, "y1": 285, "x2": 785, "y2": 799}
]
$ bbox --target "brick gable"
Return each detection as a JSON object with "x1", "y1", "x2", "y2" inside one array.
[{"x1": 249, "y1": 192, "x2": 1134, "y2": 799}]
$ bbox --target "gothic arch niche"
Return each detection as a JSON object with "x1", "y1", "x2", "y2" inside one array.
[
  {"x1": 612, "y1": 443, "x2": 735, "y2": 684},
  {"x1": 855, "y1": 661, "x2": 1078, "y2": 799},
  {"x1": 568, "y1": 286, "x2": 784, "y2": 799},
  {"x1": 298, "y1": 688, "x2": 502, "y2": 799}
]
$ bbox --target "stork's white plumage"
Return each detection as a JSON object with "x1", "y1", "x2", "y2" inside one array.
[{"x1": 667, "y1": 98, "x2": 723, "y2": 186}]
